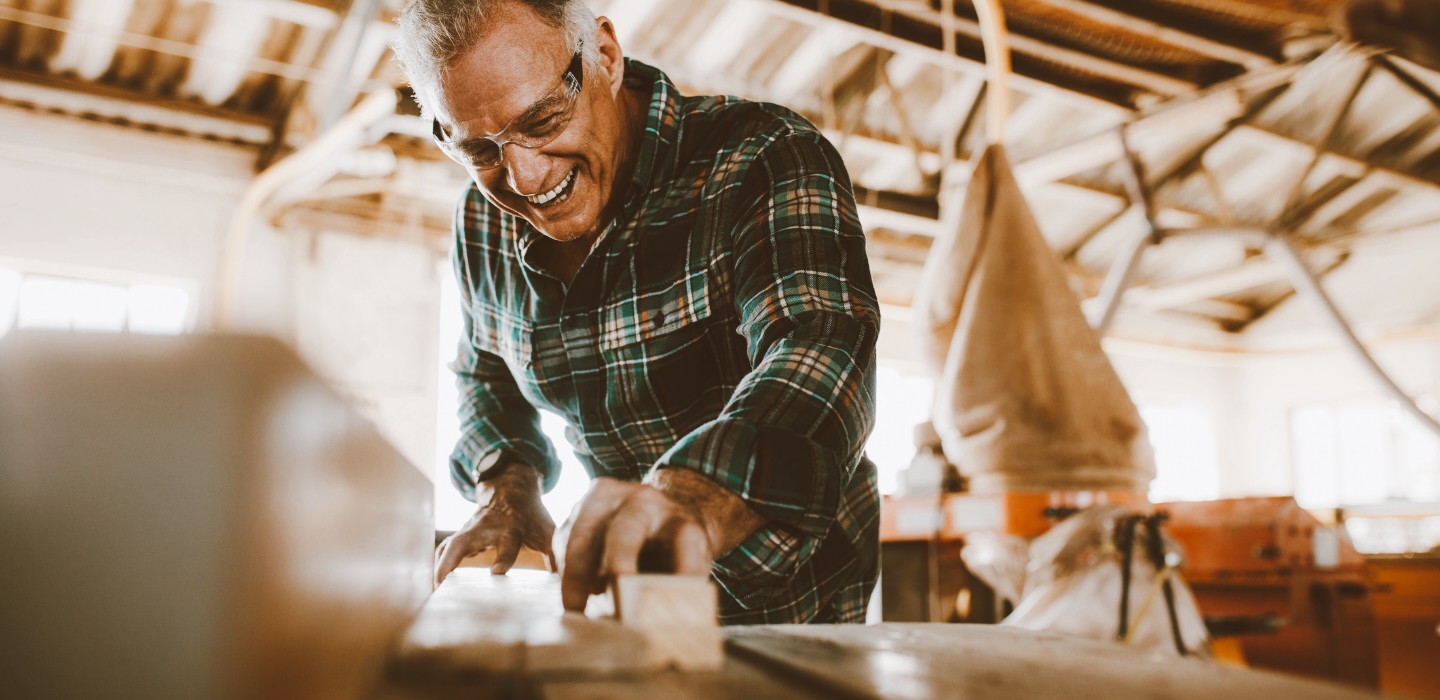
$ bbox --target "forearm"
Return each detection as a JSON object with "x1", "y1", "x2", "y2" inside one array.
[
  {"x1": 450, "y1": 342, "x2": 559, "y2": 497},
  {"x1": 652, "y1": 310, "x2": 876, "y2": 538},
  {"x1": 646, "y1": 467, "x2": 765, "y2": 557}
]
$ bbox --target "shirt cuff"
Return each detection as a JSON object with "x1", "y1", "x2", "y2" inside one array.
[
  {"x1": 449, "y1": 437, "x2": 557, "y2": 502},
  {"x1": 711, "y1": 523, "x2": 820, "y2": 609}
]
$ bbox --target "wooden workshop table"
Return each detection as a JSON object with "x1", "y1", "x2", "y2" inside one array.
[{"x1": 379, "y1": 569, "x2": 1383, "y2": 700}]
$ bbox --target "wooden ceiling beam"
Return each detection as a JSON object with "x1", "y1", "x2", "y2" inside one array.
[
  {"x1": 1123, "y1": 258, "x2": 1285, "y2": 313},
  {"x1": 862, "y1": 0, "x2": 1198, "y2": 96},
  {"x1": 1023, "y1": 0, "x2": 1275, "y2": 69},
  {"x1": 0, "y1": 4, "x2": 341, "y2": 85},
  {"x1": 757, "y1": 0, "x2": 1137, "y2": 112}
]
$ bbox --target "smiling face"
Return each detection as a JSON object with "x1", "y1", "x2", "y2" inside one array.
[{"x1": 423, "y1": 2, "x2": 636, "y2": 244}]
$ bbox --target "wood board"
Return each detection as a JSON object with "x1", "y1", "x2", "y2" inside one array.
[{"x1": 725, "y1": 624, "x2": 1382, "y2": 700}]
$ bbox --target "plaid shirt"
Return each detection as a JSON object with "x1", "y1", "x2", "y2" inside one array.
[{"x1": 448, "y1": 59, "x2": 880, "y2": 625}]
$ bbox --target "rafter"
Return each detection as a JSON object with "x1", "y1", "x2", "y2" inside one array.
[
  {"x1": 1024, "y1": 0, "x2": 1275, "y2": 69},
  {"x1": 863, "y1": 0, "x2": 1198, "y2": 96},
  {"x1": 0, "y1": 4, "x2": 343, "y2": 86},
  {"x1": 756, "y1": 0, "x2": 1137, "y2": 111}
]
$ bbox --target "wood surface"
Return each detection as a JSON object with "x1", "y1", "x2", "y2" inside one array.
[
  {"x1": 386, "y1": 569, "x2": 1383, "y2": 700},
  {"x1": 0, "y1": 332, "x2": 434, "y2": 700},
  {"x1": 395, "y1": 569, "x2": 651, "y2": 679},
  {"x1": 614, "y1": 575, "x2": 724, "y2": 671},
  {"x1": 725, "y1": 624, "x2": 1383, "y2": 700}
]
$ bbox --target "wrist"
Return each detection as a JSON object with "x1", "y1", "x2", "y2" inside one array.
[
  {"x1": 479, "y1": 461, "x2": 543, "y2": 500},
  {"x1": 648, "y1": 468, "x2": 764, "y2": 556}
]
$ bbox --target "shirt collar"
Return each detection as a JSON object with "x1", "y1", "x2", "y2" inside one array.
[{"x1": 619, "y1": 58, "x2": 681, "y2": 218}]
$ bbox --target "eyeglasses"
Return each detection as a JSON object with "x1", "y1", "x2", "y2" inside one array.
[{"x1": 431, "y1": 44, "x2": 585, "y2": 170}]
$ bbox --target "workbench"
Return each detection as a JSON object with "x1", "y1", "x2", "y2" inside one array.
[{"x1": 379, "y1": 569, "x2": 1382, "y2": 700}]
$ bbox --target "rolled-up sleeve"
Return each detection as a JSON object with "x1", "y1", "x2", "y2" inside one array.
[
  {"x1": 650, "y1": 131, "x2": 879, "y2": 593},
  {"x1": 448, "y1": 230, "x2": 561, "y2": 501}
]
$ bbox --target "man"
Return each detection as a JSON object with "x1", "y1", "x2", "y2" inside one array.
[{"x1": 395, "y1": 0, "x2": 880, "y2": 624}]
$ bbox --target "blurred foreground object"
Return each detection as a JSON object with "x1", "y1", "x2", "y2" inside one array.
[{"x1": 0, "y1": 333, "x2": 433, "y2": 700}]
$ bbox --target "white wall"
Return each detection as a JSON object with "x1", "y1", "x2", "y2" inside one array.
[
  {"x1": 1, "y1": 105, "x2": 442, "y2": 480},
  {"x1": 292, "y1": 230, "x2": 444, "y2": 474},
  {"x1": 1105, "y1": 337, "x2": 1440, "y2": 499},
  {"x1": 0, "y1": 103, "x2": 295, "y2": 335}
]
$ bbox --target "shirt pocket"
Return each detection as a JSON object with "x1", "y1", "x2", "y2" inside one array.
[{"x1": 596, "y1": 280, "x2": 723, "y2": 442}]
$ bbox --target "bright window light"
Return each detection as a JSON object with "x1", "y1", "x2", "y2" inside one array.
[
  {"x1": 128, "y1": 284, "x2": 190, "y2": 335},
  {"x1": 1293, "y1": 405, "x2": 1340, "y2": 508},
  {"x1": 1291, "y1": 400, "x2": 1440, "y2": 509},
  {"x1": 1140, "y1": 403, "x2": 1221, "y2": 502},
  {"x1": 0, "y1": 269, "x2": 193, "y2": 338},
  {"x1": 868, "y1": 366, "x2": 935, "y2": 496},
  {"x1": 0, "y1": 269, "x2": 20, "y2": 336},
  {"x1": 18, "y1": 276, "x2": 83, "y2": 330},
  {"x1": 71, "y1": 281, "x2": 129, "y2": 332},
  {"x1": 540, "y1": 411, "x2": 594, "y2": 524}
]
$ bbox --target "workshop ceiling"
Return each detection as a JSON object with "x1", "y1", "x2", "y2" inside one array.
[{"x1": 2, "y1": 0, "x2": 1439, "y2": 352}]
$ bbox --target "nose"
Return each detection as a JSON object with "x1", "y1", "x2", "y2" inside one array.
[{"x1": 504, "y1": 144, "x2": 551, "y2": 197}]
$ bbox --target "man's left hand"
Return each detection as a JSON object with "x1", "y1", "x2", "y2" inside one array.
[{"x1": 554, "y1": 469, "x2": 765, "y2": 612}]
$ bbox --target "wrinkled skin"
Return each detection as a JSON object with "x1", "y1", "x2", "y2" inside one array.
[
  {"x1": 424, "y1": 1, "x2": 765, "y2": 604},
  {"x1": 434, "y1": 462, "x2": 555, "y2": 585}
]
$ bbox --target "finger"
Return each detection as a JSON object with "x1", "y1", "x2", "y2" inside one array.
[
  {"x1": 527, "y1": 528, "x2": 559, "y2": 574},
  {"x1": 601, "y1": 502, "x2": 654, "y2": 580},
  {"x1": 490, "y1": 531, "x2": 521, "y2": 575},
  {"x1": 436, "y1": 532, "x2": 490, "y2": 587},
  {"x1": 560, "y1": 479, "x2": 629, "y2": 611},
  {"x1": 672, "y1": 519, "x2": 712, "y2": 576},
  {"x1": 433, "y1": 535, "x2": 455, "y2": 589}
]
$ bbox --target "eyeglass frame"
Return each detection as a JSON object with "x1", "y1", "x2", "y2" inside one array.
[{"x1": 430, "y1": 42, "x2": 586, "y2": 170}]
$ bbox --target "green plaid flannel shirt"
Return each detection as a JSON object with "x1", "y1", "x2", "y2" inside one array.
[{"x1": 448, "y1": 59, "x2": 880, "y2": 625}]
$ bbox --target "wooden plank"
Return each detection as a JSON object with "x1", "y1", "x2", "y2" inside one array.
[
  {"x1": 394, "y1": 569, "x2": 652, "y2": 679},
  {"x1": 726, "y1": 624, "x2": 1383, "y2": 700},
  {"x1": 614, "y1": 575, "x2": 724, "y2": 671},
  {"x1": 1025, "y1": 0, "x2": 1274, "y2": 69},
  {"x1": 0, "y1": 333, "x2": 433, "y2": 700},
  {"x1": 537, "y1": 657, "x2": 820, "y2": 700}
]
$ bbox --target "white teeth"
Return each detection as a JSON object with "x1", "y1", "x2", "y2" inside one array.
[{"x1": 525, "y1": 168, "x2": 575, "y2": 205}]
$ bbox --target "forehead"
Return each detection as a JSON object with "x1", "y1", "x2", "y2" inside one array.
[{"x1": 428, "y1": 3, "x2": 571, "y2": 133}]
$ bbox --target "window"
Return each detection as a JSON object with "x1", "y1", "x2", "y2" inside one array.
[
  {"x1": 1291, "y1": 400, "x2": 1440, "y2": 554},
  {"x1": 0, "y1": 267, "x2": 193, "y2": 338},
  {"x1": 1290, "y1": 400, "x2": 1440, "y2": 509},
  {"x1": 1139, "y1": 403, "x2": 1221, "y2": 503},
  {"x1": 868, "y1": 365, "x2": 935, "y2": 496}
]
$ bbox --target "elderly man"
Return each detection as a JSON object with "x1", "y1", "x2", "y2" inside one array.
[{"x1": 396, "y1": 0, "x2": 879, "y2": 624}]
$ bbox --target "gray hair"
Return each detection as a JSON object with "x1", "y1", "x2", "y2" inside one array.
[{"x1": 394, "y1": 0, "x2": 599, "y2": 106}]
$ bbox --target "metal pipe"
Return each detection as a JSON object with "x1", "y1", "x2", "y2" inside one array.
[
  {"x1": 1266, "y1": 235, "x2": 1440, "y2": 440},
  {"x1": 215, "y1": 88, "x2": 397, "y2": 330},
  {"x1": 970, "y1": 0, "x2": 1012, "y2": 145}
]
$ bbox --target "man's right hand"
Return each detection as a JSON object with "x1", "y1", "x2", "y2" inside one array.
[{"x1": 434, "y1": 462, "x2": 556, "y2": 586}]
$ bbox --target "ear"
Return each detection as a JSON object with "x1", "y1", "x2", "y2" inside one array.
[{"x1": 593, "y1": 16, "x2": 626, "y2": 98}]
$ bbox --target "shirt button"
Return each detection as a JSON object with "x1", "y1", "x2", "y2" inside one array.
[{"x1": 653, "y1": 310, "x2": 667, "y2": 328}]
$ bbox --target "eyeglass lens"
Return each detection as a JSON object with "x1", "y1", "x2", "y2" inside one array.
[{"x1": 432, "y1": 47, "x2": 584, "y2": 170}]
